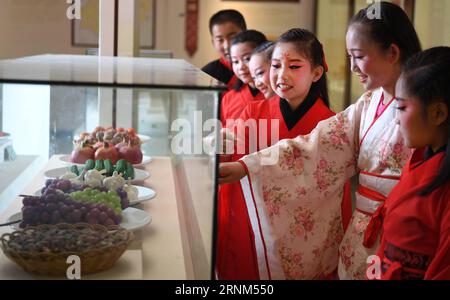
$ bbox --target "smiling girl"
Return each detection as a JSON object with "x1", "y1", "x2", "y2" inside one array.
[
  {"x1": 217, "y1": 29, "x2": 338, "y2": 280},
  {"x1": 220, "y1": 30, "x2": 267, "y2": 126},
  {"x1": 218, "y1": 2, "x2": 422, "y2": 279},
  {"x1": 248, "y1": 41, "x2": 275, "y2": 99}
]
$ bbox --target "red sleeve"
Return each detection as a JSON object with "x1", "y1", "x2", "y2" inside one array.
[
  {"x1": 238, "y1": 160, "x2": 249, "y2": 176},
  {"x1": 221, "y1": 91, "x2": 231, "y2": 126},
  {"x1": 424, "y1": 194, "x2": 450, "y2": 280},
  {"x1": 232, "y1": 103, "x2": 254, "y2": 158},
  {"x1": 232, "y1": 103, "x2": 252, "y2": 134},
  {"x1": 341, "y1": 180, "x2": 353, "y2": 232}
]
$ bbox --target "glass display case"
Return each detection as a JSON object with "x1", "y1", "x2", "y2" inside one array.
[{"x1": 0, "y1": 54, "x2": 223, "y2": 279}]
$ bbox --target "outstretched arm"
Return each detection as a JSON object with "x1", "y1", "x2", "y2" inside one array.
[{"x1": 218, "y1": 161, "x2": 247, "y2": 184}]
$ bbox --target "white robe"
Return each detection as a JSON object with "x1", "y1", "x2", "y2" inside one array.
[{"x1": 240, "y1": 88, "x2": 411, "y2": 279}]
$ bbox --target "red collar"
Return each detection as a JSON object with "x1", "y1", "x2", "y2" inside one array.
[{"x1": 219, "y1": 57, "x2": 232, "y2": 71}]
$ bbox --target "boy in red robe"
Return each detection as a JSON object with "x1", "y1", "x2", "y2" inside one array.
[{"x1": 202, "y1": 10, "x2": 246, "y2": 89}]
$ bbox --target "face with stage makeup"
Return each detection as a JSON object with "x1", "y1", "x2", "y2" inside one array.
[{"x1": 270, "y1": 42, "x2": 323, "y2": 109}]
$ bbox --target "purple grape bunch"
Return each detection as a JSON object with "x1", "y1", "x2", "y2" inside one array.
[{"x1": 21, "y1": 180, "x2": 123, "y2": 229}]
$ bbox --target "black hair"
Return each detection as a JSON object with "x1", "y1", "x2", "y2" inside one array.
[
  {"x1": 276, "y1": 28, "x2": 329, "y2": 107},
  {"x1": 209, "y1": 9, "x2": 247, "y2": 34},
  {"x1": 349, "y1": 1, "x2": 421, "y2": 65},
  {"x1": 252, "y1": 41, "x2": 275, "y2": 62},
  {"x1": 401, "y1": 47, "x2": 450, "y2": 196},
  {"x1": 231, "y1": 30, "x2": 267, "y2": 49},
  {"x1": 230, "y1": 30, "x2": 268, "y2": 91}
]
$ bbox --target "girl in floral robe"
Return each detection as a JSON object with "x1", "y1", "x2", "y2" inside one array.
[
  {"x1": 218, "y1": 2, "x2": 422, "y2": 279},
  {"x1": 217, "y1": 30, "x2": 336, "y2": 280}
]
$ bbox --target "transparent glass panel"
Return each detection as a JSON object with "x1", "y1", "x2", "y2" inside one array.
[
  {"x1": 118, "y1": 88, "x2": 219, "y2": 278},
  {"x1": 0, "y1": 55, "x2": 221, "y2": 279}
]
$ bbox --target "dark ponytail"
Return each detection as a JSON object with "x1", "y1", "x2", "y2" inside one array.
[
  {"x1": 349, "y1": 1, "x2": 421, "y2": 65},
  {"x1": 277, "y1": 28, "x2": 330, "y2": 107},
  {"x1": 401, "y1": 47, "x2": 450, "y2": 195}
]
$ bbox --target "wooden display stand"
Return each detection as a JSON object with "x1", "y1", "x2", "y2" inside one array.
[{"x1": 0, "y1": 155, "x2": 196, "y2": 280}]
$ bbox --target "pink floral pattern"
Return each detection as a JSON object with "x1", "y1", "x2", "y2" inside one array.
[
  {"x1": 279, "y1": 246, "x2": 305, "y2": 279},
  {"x1": 289, "y1": 206, "x2": 315, "y2": 241},
  {"x1": 313, "y1": 158, "x2": 343, "y2": 196},
  {"x1": 340, "y1": 242, "x2": 355, "y2": 270},
  {"x1": 241, "y1": 89, "x2": 409, "y2": 279},
  {"x1": 278, "y1": 146, "x2": 309, "y2": 176},
  {"x1": 378, "y1": 140, "x2": 410, "y2": 174},
  {"x1": 321, "y1": 113, "x2": 352, "y2": 151},
  {"x1": 262, "y1": 185, "x2": 290, "y2": 219},
  {"x1": 339, "y1": 211, "x2": 376, "y2": 279}
]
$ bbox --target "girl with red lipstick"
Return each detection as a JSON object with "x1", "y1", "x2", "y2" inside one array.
[
  {"x1": 217, "y1": 29, "x2": 340, "y2": 280},
  {"x1": 221, "y1": 30, "x2": 267, "y2": 126},
  {"x1": 372, "y1": 47, "x2": 450, "y2": 280},
  {"x1": 218, "y1": 2, "x2": 422, "y2": 279}
]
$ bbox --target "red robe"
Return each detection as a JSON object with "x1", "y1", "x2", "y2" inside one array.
[
  {"x1": 217, "y1": 96, "x2": 340, "y2": 280},
  {"x1": 374, "y1": 147, "x2": 450, "y2": 280},
  {"x1": 202, "y1": 57, "x2": 237, "y2": 90},
  {"x1": 221, "y1": 85, "x2": 265, "y2": 126},
  {"x1": 219, "y1": 57, "x2": 238, "y2": 90}
]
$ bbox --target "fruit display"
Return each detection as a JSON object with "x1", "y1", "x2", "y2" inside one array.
[
  {"x1": 58, "y1": 164, "x2": 139, "y2": 203},
  {"x1": 66, "y1": 159, "x2": 135, "y2": 180},
  {"x1": 0, "y1": 223, "x2": 133, "y2": 276},
  {"x1": 71, "y1": 127, "x2": 143, "y2": 164},
  {"x1": 19, "y1": 179, "x2": 132, "y2": 229},
  {"x1": 4, "y1": 224, "x2": 128, "y2": 253}
]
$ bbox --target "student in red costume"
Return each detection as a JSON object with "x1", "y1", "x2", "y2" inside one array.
[
  {"x1": 218, "y1": 3, "x2": 422, "y2": 279},
  {"x1": 202, "y1": 10, "x2": 246, "y2": 89},
  {"x1": 248, "y1": 41, "x2": 276, "y2": 100},
  {"x1": 371, "y1": 47, "x2": 450, "y2": 280},
  {"x1": 217, "y1": 29, "x2": 341, "y2": 280},
  {"x1": 221, "y1": 30, "x2": 267, "y2": 125}
]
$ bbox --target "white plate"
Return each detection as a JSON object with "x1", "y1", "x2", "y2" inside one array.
[
  {"x1": 44, "y1": 166, "x2": 150, "y2": 182},
  {"x1": 119, "y1": 207, "x2": 152, "y2": 231},
  {"x1": 136, "y1": 134, "x2": 151, "y2": 144},
  {"x1": 34, "y1": 185, "x2": 156, "y2": 205},
  {"x1": 135, "y1": 186, "x2": 157, "y2": 204},
  {"x1": 59, "y1": 155, "x2": 153, "y2": 167},
  {"x1": 7, "y1": 207, "x2": 151, "y2": 232}
]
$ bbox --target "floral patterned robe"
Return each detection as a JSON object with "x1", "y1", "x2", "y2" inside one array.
[{"x1": 240, "y1": 88, "x2": 411, "y2": 279}]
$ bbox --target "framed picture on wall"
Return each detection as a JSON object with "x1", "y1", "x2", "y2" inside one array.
[{"x1": 72, "y1": 0, "x2": 156, "y2": 49}]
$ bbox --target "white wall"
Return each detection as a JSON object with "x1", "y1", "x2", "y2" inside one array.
[
  {"x1": 0, "y1": 0, "x2": 86, "y2": 59},
  {"x1": 414, "y1": 0, "x2": 450, "y2": 49},
  {"x1": 0, "y1": 0, "x2": 314, "y2": 67},
  {"x1": 155, "y1": 0, "x2": 315, "y2": 69}
]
